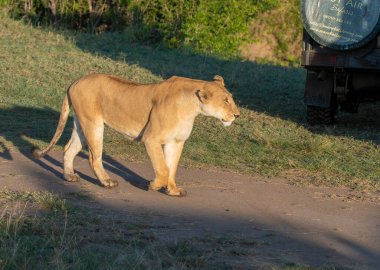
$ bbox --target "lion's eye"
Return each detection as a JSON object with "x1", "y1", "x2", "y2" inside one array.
[{"x1": 224, "y1": 98, "x2": 230, "y2": 104}]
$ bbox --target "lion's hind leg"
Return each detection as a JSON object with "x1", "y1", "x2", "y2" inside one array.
[
  {"x1": 63, "y1": 116, "x2": 85, "y2": 182},
  {"x1": 80, "y1": 119, "x2": 118, "y2": 188}
]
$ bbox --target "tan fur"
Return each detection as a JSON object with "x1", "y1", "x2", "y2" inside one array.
[{"x1": 32, "y1": 74, "x2": 240, "y2": 196}]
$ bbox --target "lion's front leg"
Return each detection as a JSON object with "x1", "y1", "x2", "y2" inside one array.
[
  {"x1": 145, "y1": 140, "x2": 186, "y2": 197},
  {"x1": 163, "y1": 141, "x2": 186, "y2": 197}
]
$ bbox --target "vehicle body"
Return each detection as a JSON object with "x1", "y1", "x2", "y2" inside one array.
[{"x1": 301, "y1": 0, "x2": 380, "y2": 124}]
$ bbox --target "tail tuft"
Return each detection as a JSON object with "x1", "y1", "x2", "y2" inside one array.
[{"x1": 31, "y1": 146, "x2": 44, "y2": 159}]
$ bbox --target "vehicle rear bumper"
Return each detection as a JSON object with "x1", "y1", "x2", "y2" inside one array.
[{"x1": 301, "y1": 50, "x2": 380, "y2": 70}]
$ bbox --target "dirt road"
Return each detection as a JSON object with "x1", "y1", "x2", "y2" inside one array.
[{"x1": 1, "y1": 151, "x2": 379, "y2": 269}]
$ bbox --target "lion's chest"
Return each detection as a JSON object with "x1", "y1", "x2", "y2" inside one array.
[{"x1": 166, "y1": 119, "x2": 195, "y2": 143}]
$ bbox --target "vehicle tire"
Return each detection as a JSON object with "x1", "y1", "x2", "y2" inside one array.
[{"x1": 306, "y1": 105, "x2": 335, "y2": 125}]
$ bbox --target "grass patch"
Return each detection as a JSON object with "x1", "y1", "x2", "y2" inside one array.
[
  {"x1": 0, "y1": 189, "x2": 68, "y2": 212},
  {"x1": 0, "y1": 14, "x2": 379, "y2": 191},
  {"x1": 283, "y1": 264, "x2": 349, "y2": 270}
]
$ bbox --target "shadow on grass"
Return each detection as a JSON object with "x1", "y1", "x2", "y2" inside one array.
[
  {"x1": 309, "y1": 103, "x2": 380, "y2": 145},
  {"x1": 0, "y1": 104, "x2": 149, "y2": 190},
  {"x1": 0, "y1": 142, "x2": 12, "y2": 161},
  {"x1": 66, "y1": 32, "x2": 380, "y2": 145}
]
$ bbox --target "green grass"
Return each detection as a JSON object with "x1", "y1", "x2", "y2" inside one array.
[
  {"x1": 0, "y1": 14, "x2": 379, "y2": 192},
  {"x1": 0, "y1": 189, "x2": 68, "y2": 211}
]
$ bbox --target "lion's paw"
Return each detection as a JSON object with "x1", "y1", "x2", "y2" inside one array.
[
  {"x1": 166, "y1": 187, "x2": 187, "y2": 197},
  {"x1": 149, "y1": 181, "x2": 166, "y2": 191},
  {"x1": 64, "y1": 173, "x2": 80, "y2": 182},
  {"x1": 103, "y1": 179, "x2": 119, "y2": 188}
]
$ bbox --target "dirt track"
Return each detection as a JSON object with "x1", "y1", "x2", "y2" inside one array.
[{"x1": 1, "y1": 151, "x2": 379, "y2": 269}]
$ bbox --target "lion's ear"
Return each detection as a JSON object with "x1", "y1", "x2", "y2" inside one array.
[
  {"x1": 196, "y1": 89, "x2": 208, "y2": 103},
  {"x1": 213, "y1": 75, "x2": 225, "y2": 86}
]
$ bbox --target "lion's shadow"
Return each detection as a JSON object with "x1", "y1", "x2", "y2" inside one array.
[{"x1": 41, "y1": 152, "x2": 150, "y2": 191}]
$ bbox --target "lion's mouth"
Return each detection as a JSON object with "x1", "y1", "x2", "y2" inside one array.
[{"x1": 221, "y1": 119, "x2": 233, "y2": 127}]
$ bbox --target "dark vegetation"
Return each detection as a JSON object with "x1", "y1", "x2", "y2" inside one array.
[{"x1": 1, "y1": 0, "x2": 280, "y2": 58}]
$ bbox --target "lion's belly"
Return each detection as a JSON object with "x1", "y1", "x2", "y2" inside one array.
[
  {"x1": 122, "y1": 129, "x2": 142, "y2": 140},
  {"x1": 104, "y1": 120, "x2": 145, "y2": 140}
]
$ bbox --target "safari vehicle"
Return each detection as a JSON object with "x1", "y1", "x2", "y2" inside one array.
[{"x1": 301, "y1": 0, "x2": 380, "y2": 124}]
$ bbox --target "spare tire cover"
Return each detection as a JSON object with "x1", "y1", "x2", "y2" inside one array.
[{"x1": 301, "y1": 0, "x2": 380, "y2": 50}]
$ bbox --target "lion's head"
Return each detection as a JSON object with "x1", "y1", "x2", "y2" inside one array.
[{"x1": 197, "y1": 75, "x2": 240, "y2": 126}]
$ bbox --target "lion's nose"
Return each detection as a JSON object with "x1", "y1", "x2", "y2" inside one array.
[{"x1": 234, "y1": 113, "x2": 240, "y2": 118}]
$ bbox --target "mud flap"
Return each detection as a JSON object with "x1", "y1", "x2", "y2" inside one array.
[{"x1": 304, "y1": 70, "x2": 333, "y2": 108}]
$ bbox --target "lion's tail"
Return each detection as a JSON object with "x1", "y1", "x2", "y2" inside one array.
[{"x1": 31, "y1": 92, "x2": 71, "y2": 159}]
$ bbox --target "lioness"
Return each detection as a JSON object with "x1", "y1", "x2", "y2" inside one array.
[{"x1": 32, "y1": 74, "x2": 240, "y2": 196}]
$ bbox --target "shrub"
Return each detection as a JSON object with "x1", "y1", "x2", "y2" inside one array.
[
  {"x1": 0, "y1": 0, "x2": 280, "y2": 58},
  {"x1": 182, "y1": 0, "x2": 279, "y2": 57}
]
